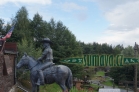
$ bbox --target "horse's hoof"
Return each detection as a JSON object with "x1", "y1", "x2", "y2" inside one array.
[
  {"x1": 35, "y1": 83, "x2": 40, "y2": 85},
  {"x1": 35, "y1": 82, "x2": 45, "y2": 85}
]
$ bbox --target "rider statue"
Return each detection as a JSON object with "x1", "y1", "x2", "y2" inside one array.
[{"x1": 36, "y1": 38, "x2": 54, "y2": 85}]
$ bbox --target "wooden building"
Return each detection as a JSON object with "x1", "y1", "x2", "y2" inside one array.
[{"x1": 0, "y1": 42, "x2": 18, "y2": 92}]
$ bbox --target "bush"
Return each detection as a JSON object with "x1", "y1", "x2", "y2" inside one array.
[{"x1": 59, "y1": 62, "x2": 86, "y2": 79}]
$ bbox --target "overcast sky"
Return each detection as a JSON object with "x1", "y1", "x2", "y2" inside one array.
[{"x1": 0, "y1": 0, "x2": 139, "y2": 47}]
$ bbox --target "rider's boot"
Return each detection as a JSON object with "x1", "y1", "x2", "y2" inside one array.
[{"x1": 36, "y1": 70, "x2": 45, "y2": 85}]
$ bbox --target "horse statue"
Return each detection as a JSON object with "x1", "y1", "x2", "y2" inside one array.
[{"x1": 16, "y1": 53, "x2": 73, "y2": 92}]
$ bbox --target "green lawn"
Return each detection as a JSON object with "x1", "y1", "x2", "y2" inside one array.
[
  {"x1": 40, "y1": 83, "x2": 90, "y2": 92},
  {"x1": 93, "y1": 71, "x2": 117, "y2": 88},
  {"x1": 95, "y1": 71, "x2": 105, "y2": 76},
  {"x1": 40, "y1": 83, "x2": 61, "y2": 92},
  {"x1": 91, "y1": 84, "x2": 99, "y2": 92},
  {"x1": 101, "y1": 77, "x2": 117, "y2": 87},
  {"x1": 102, "y1": 80, "x2": 113, "y2": 86}
]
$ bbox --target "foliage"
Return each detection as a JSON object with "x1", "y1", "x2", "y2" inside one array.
[
  {"x1": 113, "y1": 44, "x2": 124, "y2": 55},
  {"x1": 8, "y1": 6, "x2": 31, "y2": 42},
  {"x1": 46, "y1": 19, "x2": 83, "y2": 61},
  {"x1": 108, "y1": 45, "x2": 139, "y2": 85},
  {"x1": 0, "y1": 18, "x2": 4, "y2": 32},
  {"x1": 17, "y1": 37, "x2": 42, "y2": 58},
  {"x1": 19, "y1": 79, "x2": 32, "y2": 90},
  {"x1": 108, "y1": 65, "x2": 134, "y2": 84},
  {"x1": 121, "y1": 45, "x2": 134, "y2": 57},
  {"x1": 16, "y1": 70, "x2": 30, "y2": 80},
  {"x1": 10, "y1": 7, "x2": 83, "y2": 62},
  {"x1": 60, "y1": 62, "x2": 86, "y2": 79},
  {"x1": 79, "y1": 42, "x2": 123, "y2": 55},
  {"x1": 30, "y1": 13, "x2": 47, "y2": 46},
  {"x1": 59, "y1": 62, "x2": 95, "y2": 81},
  {"x1": 83, "y1": 66, "x2": 95, "y2": 80}
]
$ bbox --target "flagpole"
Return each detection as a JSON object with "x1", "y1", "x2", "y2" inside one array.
[{"x1": 0, "y1": 23, "x2": 16, "y2": 53}]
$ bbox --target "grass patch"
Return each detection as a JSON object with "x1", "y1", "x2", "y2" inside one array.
[
  {"x1": 95, "y1": 71, "x2": 105, "y2": 76},
  {"x1": 40, "y1": 83, "x2": 93, "y2": 92},
  {"x1": 90, "y1": 84, "x2": 99, "y2": 92},
  {"x1": 102, "y1": 80, "x2": 113, "y2": 86},
  {"x1": 102, "y1": 77, "x2": 117, "y2": 87},
  {"x1": 91, "y1": 84, "x2": 99, "y2": 89},
  {"x1": 40, "y1": 83, "x2": 61, "y2": 92},
  {"x1": 70, "y1": 87, "x2": 91, "y2": 92}
]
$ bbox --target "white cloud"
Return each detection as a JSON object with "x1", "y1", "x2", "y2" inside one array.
[
  {"x1": 85, "y1": 0, "x2": 139, "y2": 46},
  {"x1": 74, "y1": 12, "x2": 87, "y2": 21},
  {"x1": 105, "y1": 1, "x2": 139, "y2": 31},
  {"x1": 0, "y1": 0, "x2": 52, "y2": 5},
  {"x1": 90, "y1": 0, "x2": 138, "y2": 11},
  {"x1": 98, "y1": 28, "x2": 139, "y2": 47},
  {"x1": 86, "y1": 0, "x2": 139, "y2": 31},
  {"x1": 61, "y1": 2, "x2": 87, "y2": 12},
  {"x1": 25, "y1": 5, "x2": 53, "y2": 21}
]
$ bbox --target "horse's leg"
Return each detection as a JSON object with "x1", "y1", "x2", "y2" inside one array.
[
  {"x1": 32, "y1": 84, "x2": 38, "y2": 92},
  {"x1": 31, "y1": 78, "x2": 39, "y2": 92},
  {"x1": 66, "y1": 78, "x2": 73, "y2": 91},
  {"x1": 65, "y1": 71, "x2": 73, "y2": 91},
  {"x1": 30, "y1": 74, "x2": 39, "y2": 92},
  {"x1": 60, "y1": 84, "x2": 68, "y2": 92},
  {"x1": 37, "y1": 85, "x2": 39, "y2": 92},
  {"x1": 58, "y1": 81, "x2": 68, "y2": 92}
]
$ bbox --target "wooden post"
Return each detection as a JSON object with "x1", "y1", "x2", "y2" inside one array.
[
  {"x1": 134, "y1": 42, "x2": 138, "y2": 92},
  {"x1": 0, "y1": 40, "x2": 6, "y2": 53},
  {"x1": 126, "y1": 84, "x2": 128, "y2": 92}
]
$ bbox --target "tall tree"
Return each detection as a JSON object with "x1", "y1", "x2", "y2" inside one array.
[
  {"x1": 30, "y1": 13, "x2": 49, "y2": 48},
  {"x1": 0, "y1": 19, "x2": 4, "y2": 32},
  {"x1": 121, "y1": 45, "x2": 134, "y2": 57},
  {"x1": 31, "y1": 13, "x2": 47, "y2": 40},
  {"x1": 18, "y1": 37, "x2": 42, "y2": 58},
  {"x1": 46, "y1": 19, "x2": 83, "y2": 61},
  {"x1": 10, "y1": 6, "x2": 31, "y2": 42},
  {"x1": 113, "y1": 44, "x2": 124, "y2": 55}
]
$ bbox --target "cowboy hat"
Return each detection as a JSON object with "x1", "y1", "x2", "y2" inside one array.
[{"x1": 41, "y1": 38, "x2": 52, "y2": 44}]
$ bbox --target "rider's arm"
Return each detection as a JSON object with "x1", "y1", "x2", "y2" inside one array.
[{"x1": 37, "y1": 49, "x2": 48, "y2": 61}]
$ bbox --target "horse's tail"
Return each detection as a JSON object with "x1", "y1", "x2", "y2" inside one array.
[{"x1": 66, "y1": 68, "x2": 73, "y2": 90}]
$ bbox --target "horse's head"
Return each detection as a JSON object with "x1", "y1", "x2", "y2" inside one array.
[{"x1": 16, "y1": 53, "x2": 29, "y2": 69}]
